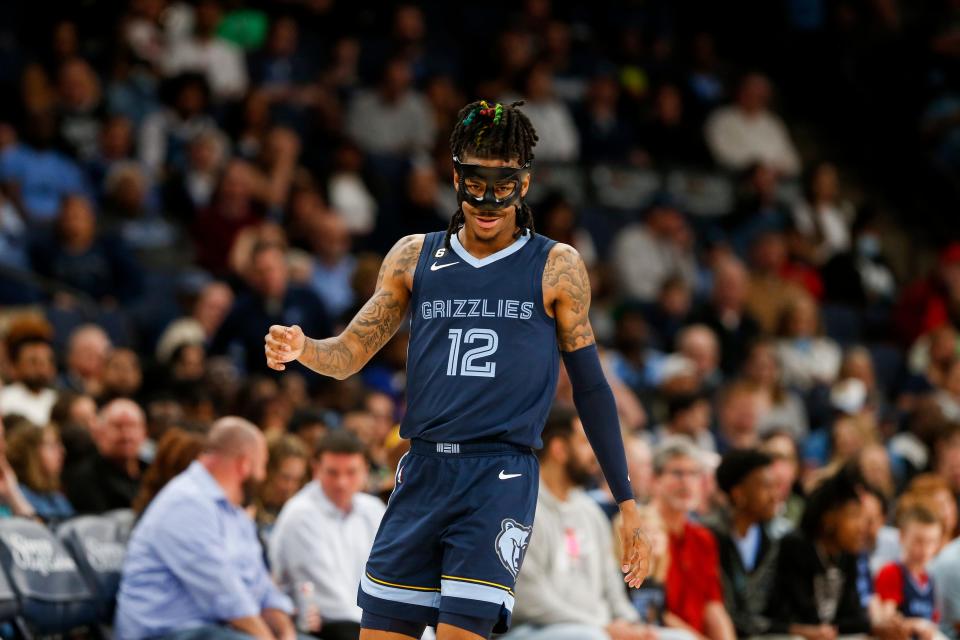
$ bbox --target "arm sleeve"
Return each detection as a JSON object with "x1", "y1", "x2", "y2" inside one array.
[{"x1": 561, "y1": 345, "x2": 633, "y2": 504}]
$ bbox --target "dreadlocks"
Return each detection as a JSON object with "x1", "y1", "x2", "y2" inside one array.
[{"x1": 446, "y1": 100, "x2": 539, "y2": 249}]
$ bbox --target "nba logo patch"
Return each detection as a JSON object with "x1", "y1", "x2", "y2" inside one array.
[{"x1": 435, "y1": 248, "x2": 446, "y2": 258}]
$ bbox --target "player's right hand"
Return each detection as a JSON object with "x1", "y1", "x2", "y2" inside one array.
[{"x1": 265, "y1": 324, "x2": 305, "y2": 371}]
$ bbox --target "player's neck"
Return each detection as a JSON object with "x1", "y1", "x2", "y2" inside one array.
[{"x1": 456, "y1": 225, "x2": 520, "y2": 260}]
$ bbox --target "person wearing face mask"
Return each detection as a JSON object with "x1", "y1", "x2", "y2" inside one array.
[
  {"x1": 116, "y1": 416, "x2": 304, "y2": 640},
  {"x1": 821, "y1": 209, "x2": 897, "y2": 316}
]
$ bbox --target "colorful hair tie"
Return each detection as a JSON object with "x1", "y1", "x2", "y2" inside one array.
[
  {"x1": 493, "y1": 103, "x2": 503, "y2": 125},
  {"x1": 462, "y1": 107, "x2": 479, "y2": 126}
]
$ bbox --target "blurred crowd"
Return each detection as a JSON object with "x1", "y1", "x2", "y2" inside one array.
[{"x1": 3, "y1": 0, "x2": 960, "y2": 639}]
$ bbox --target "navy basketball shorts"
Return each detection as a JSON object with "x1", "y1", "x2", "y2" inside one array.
[{"x1": 357, "y1": 438, "x2": 539, "y2": 635}]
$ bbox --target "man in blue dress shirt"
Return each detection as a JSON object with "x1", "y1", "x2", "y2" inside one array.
[{"x1": 115, "y1": 416, "x2": 301, "y2": 640}]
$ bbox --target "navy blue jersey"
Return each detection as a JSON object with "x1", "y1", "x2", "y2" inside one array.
[
  {"x1": 400, "y1": 229, "x2": 558, "y2": 448},
  {"x1": 899, "y1": 564, "x2": 936, "y2": 620}
]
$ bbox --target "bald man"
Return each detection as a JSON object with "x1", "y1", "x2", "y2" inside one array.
[
  {"x1": 64, "y1": 398, "x2": 148, "y2": 513},
  {"x1": 116, "y1": 417, "x2": 303, "y2": 640}
]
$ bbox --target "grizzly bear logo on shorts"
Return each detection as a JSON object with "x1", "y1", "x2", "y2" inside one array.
[{"x1": 495, "y1": 518, "x2": 531, "y2": 579}]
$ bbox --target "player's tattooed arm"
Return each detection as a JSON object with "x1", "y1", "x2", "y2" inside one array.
[
  {"x1": 544, "y1": 243, "x2": 596, "y2": 351},
  {"x1": 265, "y1": 234, "x2": 423, "y2": 379}
]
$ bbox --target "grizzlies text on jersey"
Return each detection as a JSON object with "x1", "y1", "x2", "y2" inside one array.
[{"x1": 400, "y1": 229, "x2": 559, "y2": 448}]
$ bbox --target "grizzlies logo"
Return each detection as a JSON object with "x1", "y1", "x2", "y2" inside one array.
[{"x1": 495, "y1": 518, "x2": 531, "y2": 579}]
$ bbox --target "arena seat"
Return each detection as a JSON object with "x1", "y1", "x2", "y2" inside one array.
[
  {"x1": 101, "y1": 509, "x2": 136, "y2": 543},
  {"x1": 0, "y1": 518, "x2": 99, "y2": 635},
  {"x1": 58, "y1": 515, "x2": 129, "y2": 622}
]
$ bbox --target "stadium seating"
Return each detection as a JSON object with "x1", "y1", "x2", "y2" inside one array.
[
  {"x1": 0, "y1": 518, "x2": 100, "y2": 635},
  {"x1": 57, "y1": 514, "x2": 130, "y2": 622}
]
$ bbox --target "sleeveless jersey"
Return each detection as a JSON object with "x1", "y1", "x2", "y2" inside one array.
[
  {"x1": 898, "y1": 563, "x2": 936, "y2": 620},
  {"x1": 400, "y1": 229, "x2": 559, "y2": 448}
]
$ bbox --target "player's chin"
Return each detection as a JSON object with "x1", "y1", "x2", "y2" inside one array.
[{"x1": 466, "y1": 209, "x2": 508, "y2": 233}]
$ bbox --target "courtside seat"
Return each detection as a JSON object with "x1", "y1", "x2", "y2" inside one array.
[
  {"x1": 58, "y1": 515, "x2": 129, "y2": 621},
  {"x1": 0, "y1": 518, "x2": 99, "y2": 634}
]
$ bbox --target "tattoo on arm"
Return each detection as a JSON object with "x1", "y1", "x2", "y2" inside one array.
[
  {"x1": 297, "y1": 235, "x2": 422, "y2": 379},
  {"x1": 545, "y1": 244, "x2": 596, "y2": 351}
]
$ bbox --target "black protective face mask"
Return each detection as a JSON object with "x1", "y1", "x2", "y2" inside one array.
[{"x1": 453, "y1": 155, "x2": 531, "y2": 212}]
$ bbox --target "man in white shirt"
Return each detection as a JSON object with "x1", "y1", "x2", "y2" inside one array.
[
  {"x1": 0, "y1": 328, "x2": 58, "y2": 427},
  {"x1": 704, "y1": 73, "x2": 800, "y2": 176},
  {"x1": 270, "y1": 430, "x2": 385, "y2": 640},
  {"x1": 162, "y1": 0, "x2": 248, "y2": 101}
]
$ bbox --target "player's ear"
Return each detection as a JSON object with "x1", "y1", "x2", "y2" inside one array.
[
  {"x1": 520, "y1": 172, "x2": 531, "y2": 198},
  {"x1": 453, "y1": 167, "x2": 460, "y2": 190}
]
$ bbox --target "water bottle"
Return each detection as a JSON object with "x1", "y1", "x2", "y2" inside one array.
[{"x1": 296, "y1": 580, "x2": 315, "y2": 632}]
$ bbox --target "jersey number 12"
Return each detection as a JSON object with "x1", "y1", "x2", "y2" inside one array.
[{"x1": 446, "y1": 328, "x2": 498, "y2": 377}]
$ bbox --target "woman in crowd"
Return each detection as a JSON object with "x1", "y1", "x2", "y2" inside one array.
[
  {"x1": 6, "y1": 424, "x2": 74, "y2": 524},
  {"x1": 131, "y1": 427, "x2": 206, "y2": 516}
]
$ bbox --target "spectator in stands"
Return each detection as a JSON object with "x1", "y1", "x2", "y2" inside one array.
[
  {"x1": 256, "y1": 434, "x2": 309, "y2": 537},
  {"x1": 895, "y1": 243, "x2": 960, "y2": 347},
  {"x1": 0, "y1": 415, "x2": 42, "y2": 519},
  {"x1": 767, "y1": 466, "x2": 900, "y2": 639},
  {"x1": 132, "y1": 427, "x2": 207, "y2": 516},
  {"x1": 759, "y1": 430, "x2": 805, "y2": 533},
  {"x1": 6, "y1": 424, "x2": 73, "y2": 523},
  {"x1": 29, "y1": 194, "x2": 144, "y2": 303},
  {"x1": 270, "y1": 430, "x2": 383, "y2": 639},
  {"x1": 704, "y1": 73, "x2": 801, "y2": 176},
  {"x1": 638, "y1": 83, "x2": 710, "y2": 169},
  {"x1": 874, "y1": 506, "x2": 942, "y2": 638},
  {"x1": 346, "y1": 57, "x2": 435, "y2": 157},
  {"x1": 65, "y1": 398, "x2": 148, "y2": 514},
  {"x1": 645, "y1": 276, "x2": 694, "y2": 352},
  {"x1": 505, "y1": 62, "x2": 579, "y2": 163},
  {"x1": 163, "y1": 128, "x2": 228, "y2": 224},
  {"x1": 791, "y1": 162, "x2": 857, "y2": 266},
  {"x1": 0, "y1": 317, "x2": 58, "y2": 427},
  {"x1": 287, "y1": 408, "x2": 330, "y2": 455},
  {"x1": 212, "y1": 242, "x2": 331, "y2": 376},
  {"x1": 139, "y1": 72, "x2": 219, "y2": 178},
  {"x1": 708, "y1": 449, "x2": 780, "y2": 637},
  {"x1": 775, "y1": 295, "x2": 842, "y2": 392},
  {"x1": 191, "y1": 160, "x2": 266, "y2": 276},
  {"x1": 649, "y1": 392, "x2": 715, "y2": 453},
  {"x1": 741, "y1": 340, "x2": 810, "y2": 441},
  {"x1": 611, "y1": 195, "x2": 698, "y2": 303},
  {"x1": 57, "y1": 57, "x2": 106, "y2": 162},
  {"x1": 61, "y1": 323, "x2": 112, "y2": 397},
  {"x1": 746, "y1": 231, "x2": 811, "y2": 334},
  {"x1": 307, "y1": 210, "x2": 357, "y2": 321},
  {"x1": 676, "y1": 324, "x2": 722, "y2": 392},
  {"x1": 715, "y1": 381, "x2": 771, "y2": 452},
  {"x1": 651, "y1": 439, "x2": 736, "y2": 640},
  {"x1": 100, "y1": 348, "x2": 143, "y2": 403},
  {"x1": 49, "y1": 390, "x2": 98, "y2": 469},
  {"x1": 575, "y1": 73, "x2": 636, "y2": 165},
  {"x1": 116, "y1": 417, "x2": 300, "y2": 640},
  {"x1": 901, "y1": 474, "x2": 959, "y2": 545},
  {"x1": 0, "y1": 110, "x2": 90, "y2": 222},
  {"x1": 510, "y1": 408, "x2": 650, "y2": 640},
  {"x1": 691, "y1": 256, "x2": 761, "y2": 376},
  {"x1": 162, "y1": 0, "x2": 248, "y2": 102}
]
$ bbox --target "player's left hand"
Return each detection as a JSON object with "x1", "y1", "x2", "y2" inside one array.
[{"x1": 618, "y1": 500, "x2": 651, "y2": 589}]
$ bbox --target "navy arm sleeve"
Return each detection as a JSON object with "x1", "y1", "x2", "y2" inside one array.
[{"x1": 561, "y1": 344, "x2": 633, "y2": 504}]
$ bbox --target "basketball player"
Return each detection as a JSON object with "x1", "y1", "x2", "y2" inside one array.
[{"x1": 265, "y1": 100, "x2": 649, "y2": 640}]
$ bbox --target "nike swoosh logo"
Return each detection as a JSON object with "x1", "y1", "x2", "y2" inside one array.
[
  {"x1": 499, "y1": 471, "x2": 522, "y2": 480},
  {"x1": 431, "y1": 261, "x2": 460, "y2": 271}
]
